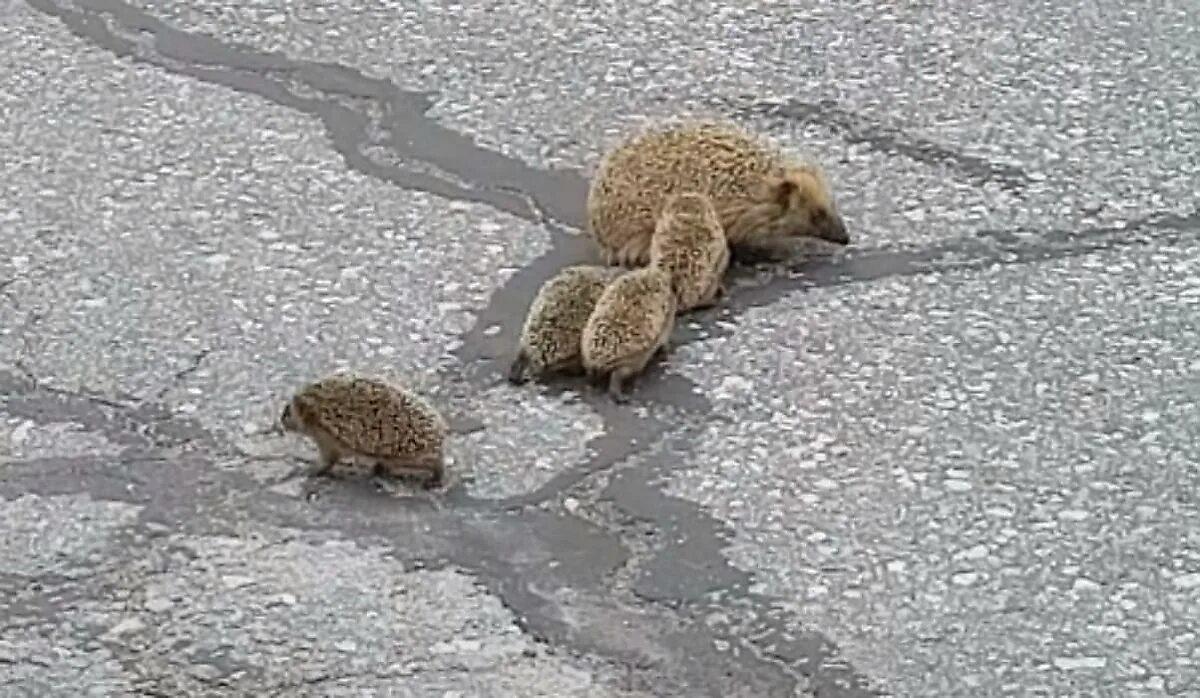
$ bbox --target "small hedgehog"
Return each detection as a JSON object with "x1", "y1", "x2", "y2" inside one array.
[
  {"x1": 280, "y1": 374, "x2": 448, "y2": 487},
  {"x1": 580, "y1": 265, "x2": 677, "y2": 401},
  {"x1": 649, "y1": 191, "x2": 730, "y2": 312},
  {"x1": 586, "y1": 119, "x2": 849, "y2": 267},
  {"x1": 508, "y1": 265, "x2": 621, "y2": 385}
]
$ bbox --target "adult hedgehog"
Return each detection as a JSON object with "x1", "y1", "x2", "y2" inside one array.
[{"x1": 585, "y1": 119, "x2": 850, "y2": 267}]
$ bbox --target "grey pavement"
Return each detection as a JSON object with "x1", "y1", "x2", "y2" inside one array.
[{"x1": 1, "y1": 0, "x2": 1197, "y2": 696}]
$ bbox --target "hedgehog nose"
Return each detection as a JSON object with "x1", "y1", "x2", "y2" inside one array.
[{"x1": 828, "y1": 218, "x2": 850, "y2": 245}]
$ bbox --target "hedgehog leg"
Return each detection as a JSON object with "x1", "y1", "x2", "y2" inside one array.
[
  {"x1": 691, "y1": 283, "x2": 724, "y2": 311},
  {"x1": 607, "y1": 370, "x2": 631, "y2": 403},
  {"x1": 711, "y1": 280, "x2": 728, "y2": 303},
  {"x1": 555, "y1": 355, "x2": 586, "y2": 377},
  {"x1": 705, "y1": 283, "x2": 724, "y2": 309},
  {"x1": 583, "y1": 365, "x2": 605, "y2": 388},
  {"x1": 764, "y1": 240, "x2": 794, "y2": 261},
  {"x1": 731, "y1": 240, "x2": 791, "y2": 265},
  {"x1": 379, "y1": 452, "x2": 445, "y2": 489},
  {"x1": 608, "y1": 358, "x2": 649, "y2": 403},
  {"x1": 404, "y1": 450, "x2": 445, "y2": 490},
  {"x1": 307, "y1": 438, "x2": 340, "y2": 477},
  {"x1": 652, "y1": 313, "x2": 676, "y2": 358},
  {"x1": 419, "y1": 452, "x2": 445, "y2": 490}
]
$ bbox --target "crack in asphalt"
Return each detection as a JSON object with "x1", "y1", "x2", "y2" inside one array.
[
  {"x1": 0, "y1": 367, "x2": 816, "y2": 696},
  {"x1": 16, "y1": 0, "x2": 1200, "y2": 695},
  {"x1": 35, "y1": 0, "x2": 584, "y2": 228},
  {"x1": 725, "y1": 96, "x2": 1035, "y2": 193},
  {"x1": 152, "y1": 347, "x2": 216, "y2": 400}
]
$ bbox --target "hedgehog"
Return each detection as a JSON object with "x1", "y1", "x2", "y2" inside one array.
[
  {"x1": 508, "y1": 265, "x2": 622, "y2": 385},
  {"x1": 580, "y1": 265, "x2": 677, "y2": 401},
  {"x1": 279, "y1": 374, "x2": 448, "y2": 487},
  {"x1": 585, "y1": 119, "x2": 849, "y2": 267},
  {"x1": 648, "y1": 191, "x2": 730, "y2": 312}
]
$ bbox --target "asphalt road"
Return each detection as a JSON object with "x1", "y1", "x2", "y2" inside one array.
[{"x1": 2, "y1": 1, "x2": 1198, "y2": 696}]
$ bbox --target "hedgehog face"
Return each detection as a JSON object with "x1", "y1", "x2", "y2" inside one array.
[
  {"x1": 766, "y1": 166, "x2": 848, "y2": 245},
  {"x1": 726, "y1": 166, "x2": 849, "y2": 246}
]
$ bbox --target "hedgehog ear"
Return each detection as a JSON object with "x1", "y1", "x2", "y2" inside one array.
[{"x1": 768, "y1": 176, "x2": 800, "y2": 209}]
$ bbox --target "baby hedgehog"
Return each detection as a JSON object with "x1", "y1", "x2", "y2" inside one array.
[
  {"x1": 649, "y1": 191, "x2": 730, "y2": 313},
  {"x1": 580, "y1": 265, "x2": 677, "y2": 402},
  {"x1": 586, "y1": 119, "x2": 849, "y2": 266},
  {"x1": 509, "y1": 265, "x2": 620, "y2": 385},
  {"x1": 280, "y1": 374, "x2": 448, "y2": 487}
]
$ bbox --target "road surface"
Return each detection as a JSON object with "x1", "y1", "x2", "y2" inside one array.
[{"x1": 2, "y1": 1, "x2": 1198, "y2": 695}]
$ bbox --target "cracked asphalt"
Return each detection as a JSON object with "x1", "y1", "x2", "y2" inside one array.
[{"x1": 2, "y1": 1, "x2": 1198, "y2": 696}]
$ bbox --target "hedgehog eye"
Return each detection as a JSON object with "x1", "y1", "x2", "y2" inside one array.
[{"x1": 810, "y1": 209, "x2": 828, "y2": 224}]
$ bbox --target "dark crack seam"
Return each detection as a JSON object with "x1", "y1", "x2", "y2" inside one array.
[
  {"x1": 454, "y1": 208, "x2": 1199, "y2": 514},
  {"x1": 446, "y1": 209, "x2": 1196, "y2": 697},
  {"x1": 29, "y1": 0, "x2": 1196, "y2": 393},
  {"x1": 21, "y1": 2, "x2": 874, "y2": 694},
  {"x1": 19, "y1": 5, "x2": 835, "y2": 694},
  {"x1": 31, "y1": 0, "x2": 1162, "y2": 310},
  {"x1": 447, "y1": 198, "x2": 1200, "y2": 513},
  {"x1": 603, "y1": 424, "x2": 883, "y2": 697},
  {"x1": 30, "y1": 0, "x2": 588, "y2": 230},
  {"x1": 726, "y1": 96, "x2": 1033, "y2": 194},
  {"x1": 736, "y1": 207, "x2": 1199, "y2": 308},
  {"x1": 551, "y1": 210, "x2": 1194, "y2": 697},
  {"x1": 152, "y1": 347, "x2": 215, "y2": 400},
  {"x1": 26, "y1": 3, "x2": 1195, "y2": 695},
  {"x1": 7, "y1": 360, "x2": 136, "y2": 411}
]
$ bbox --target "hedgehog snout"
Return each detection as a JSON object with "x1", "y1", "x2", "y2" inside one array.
[
  {"x1": 823, "y1": 215, "x2": 850, "y2": 245},
  {"x1": 507, "y1": 352, "x2": 532, "y2": 385},
  {"x1": 277, "y1": 403, "x2": 297, "y2": 433}
]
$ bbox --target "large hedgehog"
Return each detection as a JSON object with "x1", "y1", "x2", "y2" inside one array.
[{"x1": 586, "y1": 119, "x2": 849, "y2": 267}]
